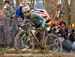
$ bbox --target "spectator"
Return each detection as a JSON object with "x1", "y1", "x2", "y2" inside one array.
[
  {"x1": 0, "y1": 10, "x2": 5, "y2": 39},
  {"x1": 69, "y1": 29, "x2": 75, "y2": 43},
  {"x1": 15, "y1": 2, "x2": 25, "y2": 19},
  {"x1": 3, "y1": 1, "x2": 15, "y2": 17},
  {"x1": 0, "y1": 10, "x2": 5, "y2": 17},
  {"x1": 2, "y1": 1, "x2": 15, "y2": 26},
  {"x1": 0, "y1": 11, "x2": 9, "y2": 48}
]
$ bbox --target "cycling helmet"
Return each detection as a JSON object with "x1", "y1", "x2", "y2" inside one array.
[{"x1": 22, "y1": 6, "x2": 30, "y2": 13}]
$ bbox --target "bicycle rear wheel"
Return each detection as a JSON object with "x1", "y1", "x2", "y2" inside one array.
[{"x1": 46, "y1": 34, "x2": 61, "y2": 52}]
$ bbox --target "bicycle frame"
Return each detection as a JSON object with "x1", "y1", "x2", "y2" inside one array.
[{"x1": 14, "y1": 18, "x2": 62, "y2": 53}]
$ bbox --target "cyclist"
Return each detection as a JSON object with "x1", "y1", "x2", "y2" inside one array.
[
  {"x1": 3, "y1": 1, "x2": 15, "y2": 17},
  {"x1": 15, "y1": 6, "x2": 46, "y2": 49},
  {"x1": 21, "y1": 6, "x2": 46, "y2": 30},
  {"x1": 21, "y1": 6, "x2": 48, "y2": 49}
]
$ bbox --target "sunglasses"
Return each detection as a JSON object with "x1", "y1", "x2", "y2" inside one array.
[{"x1": 24, "y1": 11, "x2": 30, "y2": 13}]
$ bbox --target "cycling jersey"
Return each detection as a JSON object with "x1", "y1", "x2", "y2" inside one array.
[{"x1": 21, "y1": 12, "x2": 46, "y2": 30}]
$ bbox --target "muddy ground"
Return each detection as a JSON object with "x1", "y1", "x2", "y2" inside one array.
[{"x1": 0, "y1": 49, "x2": 75, "y2": 57}]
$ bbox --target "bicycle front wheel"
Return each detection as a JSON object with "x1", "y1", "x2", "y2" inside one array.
[{"x1": 14, "y1": 30, "x2": 34, "y2": 51}]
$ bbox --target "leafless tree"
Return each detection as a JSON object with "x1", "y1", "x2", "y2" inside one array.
[
  {"x1": 61, "y1": 0, "x2": 70, "y2": 28},
  {"x1": 70, "y1": 0, "x2": 75, "y2": 25},
  {"x1": 44, "y1": 0, "x2": 58, "y2": 20},
  {"x1": 0, "y1": 0, "x2": 3, "y2": 9}
]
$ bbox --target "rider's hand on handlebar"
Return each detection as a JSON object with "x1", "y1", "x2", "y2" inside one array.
[{"x1": 19, "y1": 27, "x2": 24, "y2": 31}]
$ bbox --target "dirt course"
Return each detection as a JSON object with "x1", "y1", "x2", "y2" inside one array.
[{"x1": 0, "y1": 49, "x2": 75, "y2": 57}]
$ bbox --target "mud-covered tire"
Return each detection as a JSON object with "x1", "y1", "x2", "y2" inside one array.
[
  {"x1": 14, "y1": 30, "x2": 34, "y2": 51},
  {"x1": 45, "y1": 34, "x2": 61, "y2": 52}
]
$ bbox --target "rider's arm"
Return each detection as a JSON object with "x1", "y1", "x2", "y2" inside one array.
[
  {"x1": 33, "y1": 12, "x2": 46, "y2": 28},
  {"x1": 36, "y1": 14, "x2": 46, "y2": 28}
]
